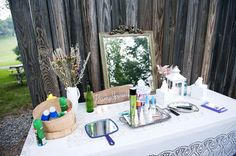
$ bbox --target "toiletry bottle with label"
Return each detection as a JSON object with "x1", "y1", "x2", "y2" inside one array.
[
  {"x1": 33, "y1": 119, "x2": 47, "y2": 146},
  {"x1": 86, "y1": 85, "x2": 94, "y2": 113},
  {"x1": 130, "y1": 88, "x2": 136, "y2": 126}
]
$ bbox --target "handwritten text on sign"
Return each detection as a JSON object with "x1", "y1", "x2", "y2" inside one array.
[{"x1": 93, "y1": 85, "x2": 132, "y2": 106}]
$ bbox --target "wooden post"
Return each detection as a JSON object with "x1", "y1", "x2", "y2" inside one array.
[
  {"x1": 111, "y1": 0, "x2": 126, "y2": 28},
  {"x1": 153, "y1": 0, "x2": 164, "y2": 87},
  {"x1": 96, "y1": 0, "x2": 112, "y2": 33},
  {"x1": 190, "y1": 0, "x2": 210, "y2": 83},
  {"x1": 163, "y1": 0, "x2": 177, "y2": 65},
  {"x1": 201, "y1": 0, "x2": 220, "y2": 84},
  {"x1": 173, "y1": 0, "x2": 188, "y2": 71},
  {"x1": 30, "y1": 0, "x2": 60, "y2": 97},
  {"x1": 9, "y1": 0, "x2": 46, "y2": 107},
  {"x1": 47, "y1": 0, "x2": 69, "y2": 54},
  {"x1": 81, "y1": 0, "x2": 102, "y2": 92},
  {"x1": 126, "y1": 0, "x2": 138, "y2": 27},
  {"x1": 138, "y1": 0, "x2": 153, "y2": 30},
  {"x1": 182, "y1": 0, "x2": 199, "y2": 84}
]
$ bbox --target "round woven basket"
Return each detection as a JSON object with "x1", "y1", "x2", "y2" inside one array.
[{"x1": 33, "y1": 98, "x2": 77, "y2": 140}]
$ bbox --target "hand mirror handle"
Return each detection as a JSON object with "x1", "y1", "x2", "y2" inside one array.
[{"x1": 105, "y1": 134, "x2": 115, "y2": 146}]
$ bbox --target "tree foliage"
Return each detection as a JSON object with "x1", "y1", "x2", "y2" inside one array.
[
  {"x1": 0, "y1": 17, "x2": 14, "y2": 36},
  {"x1": 105, "y1": 37, "x2": 151, "y2": 86}
]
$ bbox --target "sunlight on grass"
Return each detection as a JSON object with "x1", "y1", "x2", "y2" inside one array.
[{"x1": 0, "y1": 69, "x2": 31, "y2": 118}]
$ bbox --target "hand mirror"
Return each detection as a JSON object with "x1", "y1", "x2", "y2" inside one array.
[{"x1": 85, "y1": 118, "x2": 119, "y2": 146}]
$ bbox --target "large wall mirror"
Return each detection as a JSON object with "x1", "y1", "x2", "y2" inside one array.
[{"x1": 99, "y1": 30, "x2": 157, "y2": 91}]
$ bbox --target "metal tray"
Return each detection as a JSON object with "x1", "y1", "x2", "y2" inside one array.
[
  {"x1": 120, "y1": 106, "x2": 171, "y2": 128},
  {"x1": 168, "y1": 101, "x2": 199, "y2": 113}
]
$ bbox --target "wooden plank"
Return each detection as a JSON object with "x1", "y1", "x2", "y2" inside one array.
[
  {"x1": 126, "y1": 0, "x2": 138, "y2": 26},
  {"x1": 30, "y1": 0, "x2": 60, "y2": 97},
  {"x1": 152, "y1": 0, "x2": 164, "y2": 87},
  {"x1": 47, "y1": 0, "x2": 70, "y2": 96},
  {"x1": 190, "y1": 0, "x2": 210, "y2": 83},
  {"x1": 201, "y1": 0, "x2": 220, "y2": 84},
  {"x1": 182, "y1": 0, "x2": 199, "y2": 84},
  {"x1": 208, "y1": 0, "x2": 228, "y2": 91},
  {"x1": 9, "y1": 0, "x2": 46, "y2": 107},
  {"x1": 226, "y1": 1, "x2": 236, "y2": 98},
  {"x1": 63, "y1": 0, "x2": 71, "y2": 48},
  {"x1": 96, "y1": 0, "x2": 112, "y2": 32},
  {"x1": 63, "y1": 0, "x2": 88, "y2": 101},
  {"x1": 162, "y1": 0, "x2": 177, "y2": 65},
  {"x1": 173, "y1": 0, "x2": 188, "y2": 71},
  {"x1": 214, "y1": 0, "x2": 236, "y2": 94},
  {"x1": 138, "y1": 0, "x2": 153, "y2": 30},
  {"x1": 47, "y1": 0, "x2": 69, "y2": 54},
  {"x1": 111, "y1": 0, "x2": 126, "y2": 28},
  {"x1": 81, "y1": 0, "x2": 102, "y2": 92}
]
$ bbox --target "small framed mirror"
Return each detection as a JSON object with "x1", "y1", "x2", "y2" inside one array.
[
  {"x1": 85, "y1": 118, "x2": 119, "y2": 146},
  {"x1": 99, "y1": 27, "x2": 157, "y2": 91}
]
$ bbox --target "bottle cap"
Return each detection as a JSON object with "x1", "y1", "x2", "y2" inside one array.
[
  {"x1": 33, "y1": 119, "x2": 43, "y2": 130},
  {"x1": 130, "y1": 88, "x2": 136, "y2": 95},
  {"x1": 49, "y1": 107, "x2": 58, "y2": 118},
  {"x1": 50, "y1": 107, "x2": 56, "y2": 112},
  {"x1": 136, "y1": 101, "x2": 142, "y2": 107},
  {"x1": 43, "y1": 110, "x2": 49, "y2": 116},
  {"x1": 41, "y1": 110, "x2": 50, "y2": 121}
]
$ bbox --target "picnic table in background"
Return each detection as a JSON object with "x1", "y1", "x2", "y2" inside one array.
[{"x1": 9, "y1": 64, "x2": 25, "y2": 85}]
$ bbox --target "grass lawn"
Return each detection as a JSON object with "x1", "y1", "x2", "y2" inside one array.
[
  {"x1": 0, "y1": 36, "x2": 21, "y2": 67},
  {"x1": 0, "y1": 69, "x2": 31, "y2": 118}
]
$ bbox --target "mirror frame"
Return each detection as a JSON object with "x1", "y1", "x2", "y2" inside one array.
[{"x1": 99, "y1": 31, "x2": 157, "y2": 90}]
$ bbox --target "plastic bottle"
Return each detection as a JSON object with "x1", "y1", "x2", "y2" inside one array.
[
  {"x1": 49, "y1": 107, "x2": 58, "y2": 119},
  {"x1": 59, "y1": 97, "x2": 68, "y2": 112},
  {"x1": 33, "y1": 119, "x2": 46, "y2": 146},
  {"x1": 130, "y1": 88, "x2": 136, "y2": 126},
  {"x1": 86, "y1": 85, "x2": 94, "y2": 113}
]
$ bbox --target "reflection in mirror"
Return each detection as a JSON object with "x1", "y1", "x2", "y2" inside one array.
[
  {"x1": 85, "y1": 119, "x2": 118, "y2": 137},
  {"x1": 99, "y1": 31, "x2": 157, "y2": 90},
  {"x1": 85, "y1": 119, "x2": 118, "y2": 145}
]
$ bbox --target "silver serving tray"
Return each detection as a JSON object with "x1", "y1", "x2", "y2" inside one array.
[
  {"x1": 168, "y1": 101, "x2": 199, "y2": 113},
  {"x1": 120, "y1": 106, "x2": 171, "y2": 128}
]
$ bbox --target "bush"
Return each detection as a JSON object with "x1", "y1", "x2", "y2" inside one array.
[{"x1": 13, "y1": 46, "x2": 22, "y2": 62}]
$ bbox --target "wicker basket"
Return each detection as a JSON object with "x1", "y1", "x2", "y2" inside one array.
[{"x1": 33, "y1": 98, "x2": 77, "y2": 140}]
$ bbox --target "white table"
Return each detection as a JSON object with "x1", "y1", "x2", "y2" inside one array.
[{"x1": 21, "y1": 89, "x2": 236, "y2": 156}]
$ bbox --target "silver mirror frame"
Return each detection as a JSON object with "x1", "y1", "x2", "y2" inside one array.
[{"x1": 99, "y1": 31, "x2": 157, "y2": 90}]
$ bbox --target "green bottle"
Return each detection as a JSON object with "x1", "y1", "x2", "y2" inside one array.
[
  {"x1": 33, "y1": 119, "x2": 47, "y2": 146},
  {"x1": 86, "y1": 85, "x2": 94, "y2": 113},
  {"x1": 130, "y1": 88, "x2": 136, "y2": 127},
  {"x1": 59, "y1": 97, "x2": 68, "y2": 112}
]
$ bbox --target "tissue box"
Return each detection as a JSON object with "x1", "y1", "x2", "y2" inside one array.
[
  {"x1": 191, "y1": 84, "x2": 207, "y2": 99},
  {"x1": 156, "y1": 89, "x2": 172, "y2": 108}
]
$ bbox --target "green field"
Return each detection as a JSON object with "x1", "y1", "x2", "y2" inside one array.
[
  {"x1": 0, "y1": 69, "x2": 31, "y2": 118},
  {"x1": 0, "y1": 36, "x2": 31, "y2": 118},
  {"x1": 0, "y1": 36, "x2": 20, "y2": 67}
]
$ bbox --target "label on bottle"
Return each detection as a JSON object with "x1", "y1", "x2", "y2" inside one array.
[{"x1": 130, "y1": 95, "x2": 136, "y2": 126}]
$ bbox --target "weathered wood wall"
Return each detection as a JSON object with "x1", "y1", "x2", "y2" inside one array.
[{"x1": 9, "y1": 0, "x2": 236, "y2": 106}]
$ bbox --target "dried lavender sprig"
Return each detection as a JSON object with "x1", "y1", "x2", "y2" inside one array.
[{"x1": 75, "y1": 52, "x2": 91, "y2": 86}]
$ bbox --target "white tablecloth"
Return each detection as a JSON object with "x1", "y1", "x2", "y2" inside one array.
[{"x1": 21, "y1": 89, "x2": 236, "y2": 156}]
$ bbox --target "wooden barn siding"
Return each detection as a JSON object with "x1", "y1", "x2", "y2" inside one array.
[{"x1": 9, "y1": 0, "x2": 236, "y2": 106}]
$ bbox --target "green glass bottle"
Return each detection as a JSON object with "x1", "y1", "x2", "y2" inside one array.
[{"x1": 86, "y1": 85, "x2": 94, "y2": 113}]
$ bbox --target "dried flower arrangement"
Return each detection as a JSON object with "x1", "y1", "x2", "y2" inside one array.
[{"x1": 50, "y1": 44, "x2": 91, "y2": 88}]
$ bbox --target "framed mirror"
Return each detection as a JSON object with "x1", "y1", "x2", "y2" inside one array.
[{"x1": 99, "y1": 30, "x2": 157, "y2": 91}]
